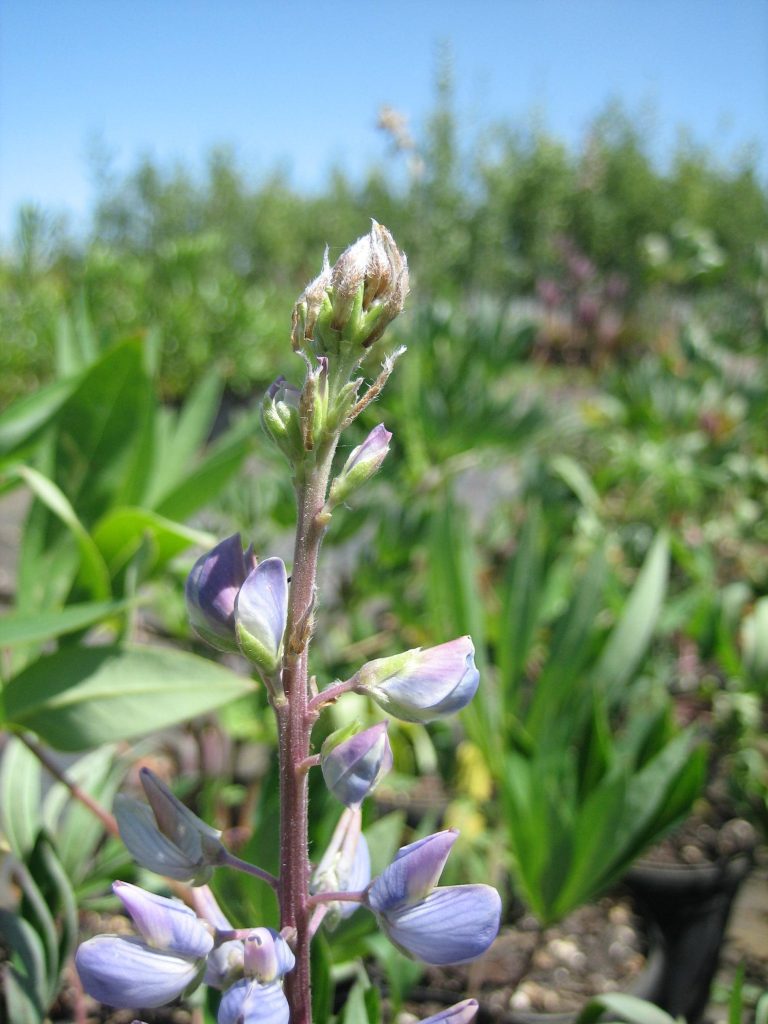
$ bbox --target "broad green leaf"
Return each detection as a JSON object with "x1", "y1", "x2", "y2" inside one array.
[
  {"x1": 51, "y1": 337, "x2": 154, "y2": 525},
  {"x1": 13, "y1": 464, "x2": 111, "y2": 600},
  {"x1": 0, "y1": 599, "x2": 129, "y2": 648},
  {"x1": 594, "y1": 532, "x2": 670, "y2": 703},
  {"x1": 92, "y1": 506, "x2": 215, "y2": 575},
  {"x1": 4, "y1": 644, "x2": 256, "y2": 750},
  {"x1": 0, "y1": 736, "x2": 42, "y2": 857}
]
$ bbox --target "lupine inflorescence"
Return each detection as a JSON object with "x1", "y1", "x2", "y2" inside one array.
[{"x1": 76, "y1": 222, "x2": 501, "y2": 1023}]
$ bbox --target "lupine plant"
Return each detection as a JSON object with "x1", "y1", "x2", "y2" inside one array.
[{"x1": 74, "y1": 223, "x2": 501, "y2": 1023}]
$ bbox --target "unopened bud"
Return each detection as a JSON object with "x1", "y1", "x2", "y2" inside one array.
[
  {"x1": 329, "y1": 424, "x2": 392, "y2": 506},
  {"x1": 321, "y1": 721, "x2": 393, "y2": 806},
  {"x1": 261, "y1": 377, "x2": 304, "y2": 461},
  {"x1": 185, "y1": 535, "x2": 257, "y2": 653},
  {"x1": 291, "y1": 222, "x2": 408, "y2": 360}
]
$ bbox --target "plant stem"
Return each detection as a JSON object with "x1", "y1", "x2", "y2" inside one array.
[
  {"x1": 221, "y1": 850, "x2": 280, "y2": 890},
  {"x1": 17, "y1": 732, "x2": 119, "y2": 837},
  {"x1": 278, "y1": 437, "x2": 339, "y2": 1024}
]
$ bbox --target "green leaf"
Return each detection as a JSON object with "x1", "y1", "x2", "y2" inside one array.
[
  {"x1": 28, "y1": 835, "x2": 79, "y2": 976},
  {"x1": 0, "y1": 377, "x2": 80, "y2": 459},
  {"x1": 51, "y1": 337, "x2": 154, "y2": 525},
  {"x1": 497, "y1": 504, "x2": 544, "y2": 715},
  {"x1": 594, "y1": 532, "x2": 669, "y2": 703},
  {"x1": 144, "y1": 373, "x2": 223, "y2": 508},
  {"x1": 12, "y1": 464, "x2": 111, "y2": 600},
  {"x1": 576, "y1": 992, "x2": 679, "y2": 1024},
  {"x1": 4, "y1": 645, "x2": 257, "y2": 750},
  {"x1": 42, "y1": 745, "x2": 127, "y2": 882},
  {"x1": 154, "y1": 427, "x2": 253, "y2": 522},
  {"x1": 310, "y1": 934, "x2": 334, "y2": 1024},
  {"x1": 0, "y1": 913, "x2": 47, "y2": 1021},
  {"x1": 0, "y1": 736, "x2": 42, "y2": 857},
  {"x1": 742, "y1": 596, "x2": 768, "y2": 693},
  {"x1": 0, "y1": 599, "x2": 130, "y2": 648},
  {"x1": 92, "y1": 506, "x2": 215, "y2": 575}
]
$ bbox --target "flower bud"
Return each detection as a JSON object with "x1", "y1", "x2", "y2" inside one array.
[
  {"x1": 321, "y1": 721, "x2": 393, "y2": 806},
  {"x1": 235, "y1": 557, "x2": 289, "y2": 676},
  {"x1": 312, "y1": 807, "x2": 370, "y2": 925},
  {"x1": 356, "y1": 637, "x2": 480, "y2": 723},
  {"x1": 243, "y1": 928, "x2": 295, "y2": 983},
  {"x1": 185, "y1": 534, "x2": 256, "y2": 653},
  {"x1": 261, "y1": 377, "x2": 304, "y2": 461},
  {"x1": 291, "y1": 222, "x2": 408, "y2": 359},
  {"x1": 328, "y1": 424, "x2": 392, "y2": 506},
  {"x1": 115, "y1": 768, "x2": 225, "y2": 885}
]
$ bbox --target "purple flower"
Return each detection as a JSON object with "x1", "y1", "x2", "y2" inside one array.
[
  {"x1": 329, "y1": 424, "x2": 392, "y2": 505},
  {"x1": 243, "y1": 928, "x2": 295, "y2": 983},
  {"x1": 186, "y1": 534, "x2": 256, "y2": 652},
  {"x1": 218, "y1": 978, "x2": 290, "y2": 1024},
  {"x1": 356, "y1": 637, "x2": 480, "y2": 723},
  {"x1": 75, "y1": 883, "x2": 212, "y2": 1008},
  {"x1": 321, "y1": 721, "x2": 393, "y2": 806},
  {"x1": 191, "y1": 885, "x2": 244, "y2": 990},
  {"x1": 368, "y1": 831, "x2": 458, "y2": 909},
  {"x1": 368, "y1": 831, "x2": 501, "y2": 965},
  {"x1": 376, "y1": 884, "x2": 501, "y2": 965},
  {"x1": 115, "y1": 767, "x2": 224, "y2": 884},
  {"x1": 421, "y1": 1000, "x2": 479, "y2": 1023},
  {"x1": 235, "y1": 557, "x2": 289, "y2": 676}
]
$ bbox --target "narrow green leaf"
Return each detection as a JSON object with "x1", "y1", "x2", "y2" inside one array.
[
  {"x1": 4, "y1": 644, "x2": 257, "y2": 751},
  {"x1": 145, "y1": 374, "x2": 223, "y2": 508},
  {"x1": 0, "y1": 736, "x2": 42, "y2": 857},
  {"x1": 0, "y1": 599, "x2": 130, "y2": 648},
  {"x1": 576, "y1": 992, "x2": 678, "y2": 1024},
  {"x1": 594, "y1": 532, "x2": 670, "y2": 703},
  {"x1": 497, "y1": 504, "x2": 544, "y2": 714},
  {"x1": 154, "y1": 429, "x2": 253, "y2": 521},
  {"x1": 13, "y1": 465, "x2": 111, "y2": 600},
  {"x1": 0, "y1": 914, "x2": 47, "y2": 1020},
  {"x1": 0, "y1": 377, "x2": 80, "y2": 458}
]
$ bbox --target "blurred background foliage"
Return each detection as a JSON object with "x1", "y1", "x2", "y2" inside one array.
[{"x1": 1, "y1": 64, "x2": 767, "y2": 1022}]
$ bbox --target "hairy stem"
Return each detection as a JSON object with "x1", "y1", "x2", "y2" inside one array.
[{"x1": 278, "y1": 437, "x2": 339, "y2": 1024}]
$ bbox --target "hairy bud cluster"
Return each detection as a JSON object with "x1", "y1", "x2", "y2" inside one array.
[{"x1": 291, "y1": 221, "x2": 409, "y2": 359}]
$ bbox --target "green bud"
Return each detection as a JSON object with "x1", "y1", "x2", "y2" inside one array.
[{"x1": 329, "y1": 423, "x2": 392, "y2": 506}]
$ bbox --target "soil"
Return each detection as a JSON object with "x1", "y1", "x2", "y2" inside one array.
[{"x1": 395, "y1": 895, "x2": 650, "y2": 1022}]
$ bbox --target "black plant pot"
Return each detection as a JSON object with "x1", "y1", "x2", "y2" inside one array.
[{"x1": 624, "y1": 853, "x2": 753, "y2": 1024}]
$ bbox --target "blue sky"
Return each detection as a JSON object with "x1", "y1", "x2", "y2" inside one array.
[{"x1": 1, "y1": 0, "x2": 766, "y2": 241}]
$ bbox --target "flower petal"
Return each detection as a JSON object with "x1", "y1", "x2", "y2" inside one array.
[
  {"x1": 235, "y1": 558, "x2": 289, "y2": 674},
  {"x1": 368, "y1": 830, "x2": 458, "y2": 913},
  {"x1": 321, "y1": 721, "x2": 392, "y2": 807},
  {"x1": 185, "y1": 534, "x2": 250, "y2": 652},
  {"x1": 76, "y1": 935, "x2": 202, "y2": 1008},
  {"x1": 381, "y1": 884, "x2": 501, "y2": 965},
  {"x1": 421, "y1": 999, "x2": 479, "y2": 1023},
  {"x1": 218, "y1": 978, "x2": 290, "y2": 1024},
  {"x1": 113, "y1": 882, "x2": 213, "y2": 959}
]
